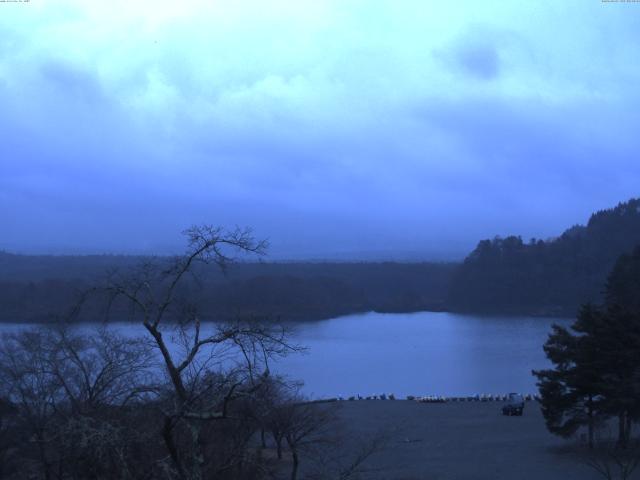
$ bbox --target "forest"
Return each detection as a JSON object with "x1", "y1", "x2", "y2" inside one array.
[
  {"x1": 0, "y1": 253, "x2": 455, "y2": 323},
  {"x1": 448, "y1": 198, "x2": 640, "y2": 316}
]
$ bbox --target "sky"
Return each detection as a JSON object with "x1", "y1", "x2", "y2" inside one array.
[{"x1": 1, "y1": 0, "x2": 639, "y2": 260}]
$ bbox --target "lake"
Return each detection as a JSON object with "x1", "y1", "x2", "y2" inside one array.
[
  {"x1": 274, "y1": 311, "x2": 571, "y2": 398},
  {"x1": 0, "y1": 311, "x2": 571, "y2": 399}
]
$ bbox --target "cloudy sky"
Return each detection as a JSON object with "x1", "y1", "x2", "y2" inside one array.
[{"x1": 1, "y1": 1, "x2": 639, "y2": 259}]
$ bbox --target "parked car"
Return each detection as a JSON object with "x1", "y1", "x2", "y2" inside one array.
[{"x1": 502, "y1": 393, "x2": 524, "y2": 416}]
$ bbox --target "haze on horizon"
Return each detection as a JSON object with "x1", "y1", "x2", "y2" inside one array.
[{"x1": 1, "y1": 1, "x2": 639, "y2": 260}]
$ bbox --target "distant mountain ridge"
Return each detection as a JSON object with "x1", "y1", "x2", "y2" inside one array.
[
  {"x1": 3, "y1": 198, "x2": 639, "y2": 322},
  {"x1": 448, "y1": 198, "x2": 640, "y2": 316}
]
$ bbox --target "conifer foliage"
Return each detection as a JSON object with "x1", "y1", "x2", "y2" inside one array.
[{"x1": 534, "y1": 247, "x2": 640, "y2": 449}]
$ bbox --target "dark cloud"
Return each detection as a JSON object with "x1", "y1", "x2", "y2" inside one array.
[
  {"x1": 1, "y1": 4, "x2": 640, "y2": 259},
  {"x1": 434, "y1": 26, "x2": 509, "y2": 81},
  {"x1": 39, "y1": 61, "x2": 104, "y2": 103},
  {"x1": 456, "y1": 44, "x2": 500, "y2": 79}
]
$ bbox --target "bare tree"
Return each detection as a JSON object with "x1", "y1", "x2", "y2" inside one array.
[
  {"x1": 0, "y1": 394, "x2": 18, "y2": 478},
  {"x1": 102, "y1": 225, "x2": 301, "y2": 480},
  {"x1": 260, "y1": 385, "x2": 342, "y2": 480},
  {"x1": 0, "y1": 329, "x2": 59, "y2": 479},
  {"x1": 334, "y1": 433, "x2": 389, "y2": 480},
  {"x1": 284, "y1": 400, "x2": 336, "y2": 480},
  {"x1": 304, "y1": 427, "x2": 390, "y2": 480},
  {"x1": 0, "y1": 226, "x2": 315, "y2": 480},
  {"x1": 0, "y1": 326, "x2": 157, "y2": 480}
]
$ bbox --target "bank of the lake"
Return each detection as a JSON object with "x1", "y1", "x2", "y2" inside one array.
[{"x1": 303, "y1": 400, "x2": 601, "y2": 480}]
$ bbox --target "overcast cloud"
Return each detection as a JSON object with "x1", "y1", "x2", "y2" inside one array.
[{"x1": 1, "y1": 0, "x2": 639, "y2": 259}]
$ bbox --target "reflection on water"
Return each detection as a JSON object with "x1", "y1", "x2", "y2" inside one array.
[{"x1": 0, "y1": 311, "x2": 571, "y2": 398}]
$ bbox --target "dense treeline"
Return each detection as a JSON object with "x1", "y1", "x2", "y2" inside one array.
[
  {"x1": 448, "y1": 198, "x2": 640, "y2": 316},
  {"x1": 0, "y1": 255, "x2": 455, "y2": 323},
  {"x1": 5, "y1": 197, "x2": 640, "y2": 322}
]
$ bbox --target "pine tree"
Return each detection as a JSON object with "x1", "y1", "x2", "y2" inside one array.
[
  {"x1": 533, "y1": 305, "x2": 605, "y2": 449},
  {"x1": 599, "y1": 247, "x2": 640, "y2": 448},
  {"x1": 534, "y1": 248, "x2": 640, "y2": 449}
]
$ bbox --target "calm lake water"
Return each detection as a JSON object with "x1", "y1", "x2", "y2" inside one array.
[
  {"x1": 0, "y1": 311, "x2": 571, "y2": 399},
  {"x1": 275, "y1": 311, "x2": 571, "y2": 398}
]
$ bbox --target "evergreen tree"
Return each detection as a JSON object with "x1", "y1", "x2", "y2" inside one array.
[
  {"x1": 534, "y1": 247, "x2": 640, "y2": 449},
  {"x1": 450, "y1": 198, "x2": 640, "y2": 315},
  {"x1": 605, "y1": 246, "x2": 640, "y2": 316},
  {"x1": 600, "y1": 247, "x2": 640, "y2": 447},
  {"x1": 533, "y1": 305, "x2": 605, "y2": 449}
]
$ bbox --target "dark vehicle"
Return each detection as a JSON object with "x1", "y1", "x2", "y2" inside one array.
[{"x1": 502, "y1": 393, "x2": 524, "y2": 416}]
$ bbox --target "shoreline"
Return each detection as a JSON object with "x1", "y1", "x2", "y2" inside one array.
[{"x1": 0, "y1": 306, "x2": 576, "y2": 325}]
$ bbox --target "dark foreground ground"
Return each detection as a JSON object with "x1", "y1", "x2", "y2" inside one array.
[{"x1": 320, "y1": 400, "x2": 608, "y2": 480}]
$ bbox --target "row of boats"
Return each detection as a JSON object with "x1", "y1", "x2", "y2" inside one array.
[
  {"x1": 330, "y1": 393, "x2": 540, "y2": 402},
  {"x1": 411, "y1": 393, "x2": 540, "y2": 403}
]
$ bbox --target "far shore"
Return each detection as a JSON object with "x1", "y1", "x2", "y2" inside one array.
[{"x1": 0, "y1": 306, "x2": 576, "y2": 325}]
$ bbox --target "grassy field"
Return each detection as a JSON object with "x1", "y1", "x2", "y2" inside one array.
[{"x1": 322, "y1": 400, "x2": 606, "y2": 480}]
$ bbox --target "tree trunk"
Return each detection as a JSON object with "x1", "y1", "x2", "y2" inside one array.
[
  {"x1": 587, "y1": 398, "x2": 594, "y2": 450},
  {"x1": 625, "y1": 413, "x2": 632, "y2": 444},
  {"x1": 163, "y1": 416, "x2": 187, "y2": 480},
  {"x1": 618, "y1": 412, "x2": 628, "y2": 449},
  {"x1": 290, "y1": 448, "x2": 299, "y2": 480},
  {"x1": 36, "y1": 432, "x2": 52, "y2": 480},
  {"x1": 187, "y1": 421, "x2": 205, "y2": 480},
  {"x1": 261, "y1": 428, "x2": 266, "y2": 449},
  {"x1": 276, "y1": 437, "x2": 283, "y2": 460}
]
